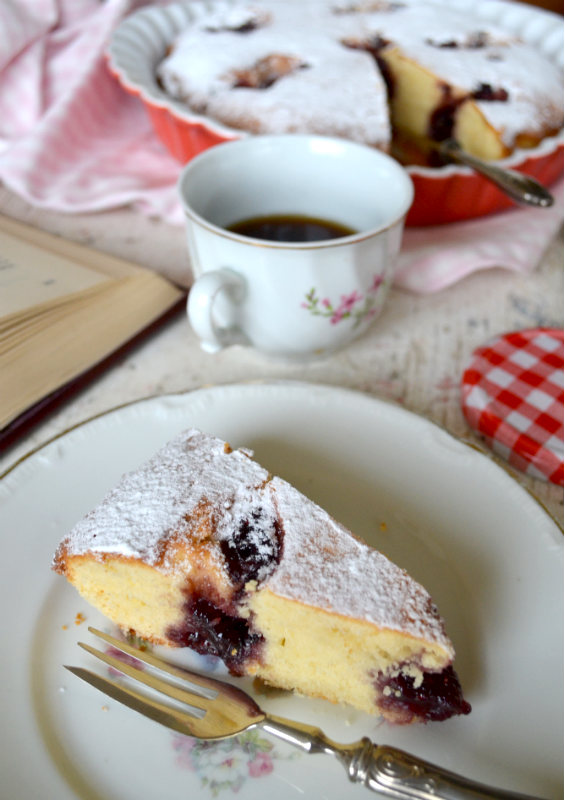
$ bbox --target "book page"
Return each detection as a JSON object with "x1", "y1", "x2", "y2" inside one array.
[
  {"x1": 0, "y1": 215, "x2": 158, "y2": 280},
  {"x1": 0, "y1": 228, "x2": 111, "y2": 320},
  {"x1": 0, "y1": 215, "x2": 184, "y2": 433},
  {"x1": 0, "y1": 272, "x2": 183, "y2": 429},
  {"x1": 0, "y1": 282, "x2": 111, "y2": 351}
]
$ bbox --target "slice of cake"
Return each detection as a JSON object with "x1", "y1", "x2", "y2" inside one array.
[
  {"x1": 53, "y1": 428, "x2": 471, "y2": 724},
  {"x1": 340, "y1": 1, "x2": 563, "y2": 162}
]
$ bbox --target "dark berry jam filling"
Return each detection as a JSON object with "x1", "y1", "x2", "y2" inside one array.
[
  {"x1": 428, "y1": 81, "x2": 509, "y2": 145},
  {"x1": 343, "y1": 31, "x2": 510, "y2": 160},
  {"x1": 232, "y1": 55, "x2": 309, "y2": 89},
  {"x1": 425, "y1": 31, "x2": 491, "y2": 50},
  {"x1": 220, "y1": 509, "x2": 283, "y2": 588},
  {"x1": 471, "y1": 83, "x2": 509, "y2": 102},
  {"x1": 206, "y1": 21, "x2": 258, "y2": 33},
  {"x1": 167, "y1": 507, "x2": 284, "y2": 675},
  {"x1": 375, "y1": 665, "x2": 471, "y2": 724},
  {"x1": 428, "y1": 84, "x2": 464, "y2": 142},
  {"x1": 204, "y1": 12, "x2": 266, "y2": 34},
  {"x1": 167, "y1": 596, "x2": 263, "y2": 676}
]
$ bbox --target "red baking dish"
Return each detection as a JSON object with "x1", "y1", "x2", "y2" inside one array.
[{"x1": 107, "y1": 0, "x2": 564, "y2": 227}]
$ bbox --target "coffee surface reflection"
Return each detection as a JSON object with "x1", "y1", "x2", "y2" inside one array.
[{"x1": 227, "y1": 214, "x2": 357, "y2": 243}]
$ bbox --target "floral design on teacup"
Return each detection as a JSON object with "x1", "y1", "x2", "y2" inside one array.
[
  {"x1": 173, "y1": 729, "x2": 295, "y2": 796},
  {"x1": 301, "y1": 274, "x2": 384, "y2": 328}
]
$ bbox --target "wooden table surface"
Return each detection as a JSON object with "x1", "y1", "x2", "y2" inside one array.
[{"x1": 0, "y1": 185, "x2": 563, "y2": 523}]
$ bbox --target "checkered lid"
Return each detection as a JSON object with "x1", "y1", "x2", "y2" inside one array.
[{"x1": 461, "y1": 328, "x2": 564, "y2": 486}]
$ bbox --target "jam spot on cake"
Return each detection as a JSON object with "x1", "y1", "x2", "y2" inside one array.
[
  {"x1": 231, "y1": 55, "x2": 310, "y2": 89},
  {"x1": 220, "y1": 510, "x2": 283, "y2": 587},
  {"x1": 342, "y1": 34, "x2": 391, "y2": 54},
  {"x1": 204, "y1": 9, "x2": 271, "y2": 34},
  {"x1": 206, "y1": 20, "x2": 259, "y2": 33},
  {"x1": 429, "y1": 84, "x2": 465, "y2": 142},
  {"x1": 425, "y1": 32, "x2": 494, "y2": 50},
  {"x1": 375, "y1": 665, "x2": 472, "y2": 724},
  {"x1": 168, "y1": 596, "x2": 264, "y2": 676},
  {"x1": 429, "y1": 80, "x2": 508, "y2": 144},
  {"x1": 426, "y1": 39, "x2": 458, "y2": 49},
  {"x1": 167, "y1": 508, "x2": 282, "y2": 674},
  {"x1": 472, "y1": 83, "x2": 509, "y2": 102}
]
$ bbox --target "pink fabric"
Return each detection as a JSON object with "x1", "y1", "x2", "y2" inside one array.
[
  {"x1": 0, "y1": 0, "x2": 562, "y2": 293},
  {"x1": 395, "y1": 184, "x2": 564, "y2": 292},
  {"x1": 0, "y1": 0, "x2": 181, "y2": 219}
]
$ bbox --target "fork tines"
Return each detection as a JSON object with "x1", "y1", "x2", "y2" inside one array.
[
  {"x1": 67, "y1": 626, "x2": 266, "y2": 740},
  {"x1": 65, "y1": 627, "x2": 218, "y2": 737}
]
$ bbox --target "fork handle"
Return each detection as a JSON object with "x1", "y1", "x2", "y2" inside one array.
[{"x1": 261, "y1": 715, "x2": 546, "y2": 800}]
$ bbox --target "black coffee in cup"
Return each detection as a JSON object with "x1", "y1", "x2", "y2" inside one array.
[{"x1": 227, "y1": 214, "x2": 357, "y2": 243}]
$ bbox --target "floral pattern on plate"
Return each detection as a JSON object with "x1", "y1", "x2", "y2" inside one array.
[{"x1": 173, "y1": 729, "x2": 296, "y2": 796}]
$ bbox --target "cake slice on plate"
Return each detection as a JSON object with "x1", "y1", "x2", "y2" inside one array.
[{"x1": 53, "y1": 428, "x2": 470, "y2": 724}]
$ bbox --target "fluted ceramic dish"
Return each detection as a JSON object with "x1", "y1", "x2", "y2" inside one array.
[
  {"x1": 1, "y1": 382, "x2": 563, "y2": 799},
  {"x1": 106, "y1": 0, "x2": 564, "y2": 226}
]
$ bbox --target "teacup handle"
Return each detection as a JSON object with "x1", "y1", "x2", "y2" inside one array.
[{"x1": 187, "y1": 268, "x2": 246, "y2": 353}]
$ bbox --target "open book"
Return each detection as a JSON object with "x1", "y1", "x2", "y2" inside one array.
[{"x1": 0, "y1": 215, "x2": 185, "y2": 446}]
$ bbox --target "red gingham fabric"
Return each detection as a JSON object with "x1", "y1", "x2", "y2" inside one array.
[{"x1": 461, "y1": 328, "x2": 564, "y2": 486}]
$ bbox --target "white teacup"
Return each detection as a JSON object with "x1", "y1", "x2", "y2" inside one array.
[{"x1": 179, "y1": 135, "x2": 413, "y2": 359}]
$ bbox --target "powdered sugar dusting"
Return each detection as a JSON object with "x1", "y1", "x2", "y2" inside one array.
[
  {"x1": 157, "y1": 0, "x2": 391, "y2": 148},
  {"x1": 268, "y1": 476, "x2": 453, "y2": 654},
  {"x1": 157, "y1": 0, "x2": 563, "y2": 150},
  {"x1": 56, "y1": 428, "x2": 453, "y2": 652},
  {"x1": 57, "y1": 429, "x2": 274, "y2": 566}
]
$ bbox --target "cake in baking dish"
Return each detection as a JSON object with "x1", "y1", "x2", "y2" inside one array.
[
  {"x1": 156, "y1": 0, "x2": 563, "y2": 164},
  {"x1": 53, "y1": 429, "x2": 470, "y2": 724}
]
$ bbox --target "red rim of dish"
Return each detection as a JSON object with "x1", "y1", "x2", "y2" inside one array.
[{"x1": 123, "y1": 80, "x2": 564, "y2": 227}]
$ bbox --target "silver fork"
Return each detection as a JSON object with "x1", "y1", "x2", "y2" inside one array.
[{"x1": 67, "y1": 627, "x2": 545, "y2": 800}]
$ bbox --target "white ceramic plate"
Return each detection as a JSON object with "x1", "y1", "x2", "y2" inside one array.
[{"x1": 1, "y1": 382, "x2": 562, "y2": 800}]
